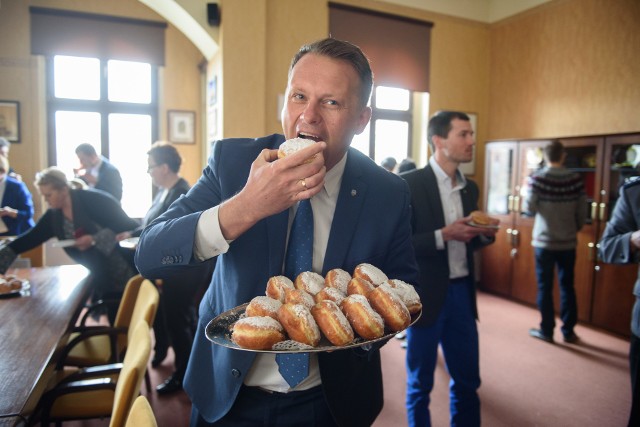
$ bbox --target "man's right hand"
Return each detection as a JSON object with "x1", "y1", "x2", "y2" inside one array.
[{"x1": 218, "y1": 142, "x2": 327, "y2": 241}]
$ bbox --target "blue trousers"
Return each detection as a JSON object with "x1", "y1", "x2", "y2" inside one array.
[
  {"x1": 533, "y1": 248, "x2": 577, "y2": 337},
  {"x1": 405, "y1": 276, "x2": 480, "y2": 427}
]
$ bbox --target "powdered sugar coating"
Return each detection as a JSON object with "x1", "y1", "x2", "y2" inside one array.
[
  {"x1": 295, "y1": 271, "x2": 325, "y2": 295},
  {"x1": 386, "y1": 279, "x2": 421, "y2": 308},
  {"x1": 344, "y1": 294, "x2": 384, "y2": 325},
  {"x1": 284, "y1": 288, "x2": 315, "y2": 308},
  {"x1": 247, "y1": 296, "x2": 282, "y2": 312},
  {"x1": 278, "y1": 137, "x2": 315, "y2": 156},
  {"x1": 235, "y1": 316, "x2": 283, "y2": 331},
  {"x1": 325, "y1": 268, "x2": 351, "y2": 294},
  {"x1": 265, "y1": 275, "x2": 295, "y2": 302},
  {"x1": 354, "y1": 263, "x2": 388, "y2": 286},
  {"x1": 315, "y1": 287, "x2": 345, "y2": 305}
]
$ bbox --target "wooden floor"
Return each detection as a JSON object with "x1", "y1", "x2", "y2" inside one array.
[{"x1": 63, "y1": 291, "x2": 631, "y2": 427}]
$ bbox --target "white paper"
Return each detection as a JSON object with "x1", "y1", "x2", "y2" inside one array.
[{"x1": 52, "y1": 239, "x2": 76, "y2": 248}]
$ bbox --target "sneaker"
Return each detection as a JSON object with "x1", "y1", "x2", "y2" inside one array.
[
  {"x1": 563, "y1": 332, "x2": 579, "y2": 343},
  {"x1": 529, "y1": 328, "x2": 554, "y2": 343},
  {"x1": 395, "y1": 331, "x2": 406, "y2": 340},
  {"x1": 400, "y1": 340, "x2": 407, "y2": 349}
]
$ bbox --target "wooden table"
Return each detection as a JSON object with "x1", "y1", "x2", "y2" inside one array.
[{"x1": 0, "y1": 265, "x2": 90, "y2": 426}]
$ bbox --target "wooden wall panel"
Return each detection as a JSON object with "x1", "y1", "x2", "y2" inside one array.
[{"x1": 489, "y1": 0, "x2": 640, "y2": 140}]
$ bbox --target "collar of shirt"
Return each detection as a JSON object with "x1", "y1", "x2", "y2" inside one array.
[{"x1": 429, "y1": 156, "x2": 467, "y2": 191}]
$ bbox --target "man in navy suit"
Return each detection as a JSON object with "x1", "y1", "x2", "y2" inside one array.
[
  {"x1": 135, "y1": 38, "x2": 420, "y2": 427},
  {"x1": 74, "y1": 143, "x2": 123, "y2": 202},
  {"x1": 400, "y1": 111, "x2": 498, "y2": 427}
]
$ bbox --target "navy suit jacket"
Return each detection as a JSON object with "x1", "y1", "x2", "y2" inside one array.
[
  {"x1": 135, "y1": 134, "x2": 420, "y2": 426},
  {"x1": 401, "y1": 165, "x2": 494, "y2": 327},
  {"x1": 0, "y1": 176, "x2": 35, "y2": 236}
]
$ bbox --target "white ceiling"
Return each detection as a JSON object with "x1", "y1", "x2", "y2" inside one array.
[{"x1": 377, "y1": 0, "x2": 553, "y2": 23}]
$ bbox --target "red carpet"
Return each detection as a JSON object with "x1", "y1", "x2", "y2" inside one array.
[{"x1": 64, "y1": 291, "x2": 631, "y2": 427}]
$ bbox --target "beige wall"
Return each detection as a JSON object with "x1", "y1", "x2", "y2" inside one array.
[
  {"x1": 488, "y1": 0, "x2": 640, "y2": 139},
  {"x1": 0, "y1": 0, "x2": 205, "y2": 217}
]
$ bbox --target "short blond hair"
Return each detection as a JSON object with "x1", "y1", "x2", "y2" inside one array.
[{"x1": 35, "y1": 167, "x2": 70, "y2": 190}]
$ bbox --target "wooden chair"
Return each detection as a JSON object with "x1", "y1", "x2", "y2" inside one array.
[
  {"x1": 125, "y1": 396, "x2": 158, "y2": 427},
  {"x1": 56, "y1": 275, "x2": 157, "y2": 367},
  {"x1": 54, "y1": 275, "x2": 158, "y2": 391},
  {"x1": 38, "y1": 322, "x2": 152, "y2": 427}
]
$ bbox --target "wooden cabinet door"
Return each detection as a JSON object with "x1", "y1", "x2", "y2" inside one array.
[
  {"x1": 591, "y1": 263, "x2": 635, "y2": 337},
  {"x1": 479, "y1": 227, "x2": 513, "y2": 296},
  {"x1": 480, "y1": 142, "x2": 518, "y2": 296},
  {"x1": 510, "y1": 225, "x2": 538, "y2": 306}
]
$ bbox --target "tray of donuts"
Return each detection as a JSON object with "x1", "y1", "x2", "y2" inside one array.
[
  {"x1": 205, "y1": 263, "x2": 422, "y2": 353},
  {"x1": 0, "y1": 274, "x2": 30, "y2": 299}
]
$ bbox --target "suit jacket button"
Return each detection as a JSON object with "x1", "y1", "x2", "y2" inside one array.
[{"x1": 231, "y1": 369, "x2": 241, "y2": 378}]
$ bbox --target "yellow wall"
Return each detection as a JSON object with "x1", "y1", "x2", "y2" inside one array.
[{"x1": 489, "y1": 0, "x2": 640, "y2": 139}]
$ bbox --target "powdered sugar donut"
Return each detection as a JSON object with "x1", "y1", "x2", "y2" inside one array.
[
  {"x1": 325, "y1": 268, "x2": 351, "y2": 295},
  {"x1": 311, "y1": 300, "x2": 354, "y2": 346},
  {"x1": 278, "y1": 303, "x2": 321, "y2": 347},
  {"x1": 232, "y1": 316, "x2": 285, "y2": 350},
  {"x1": 277, "y1": 137, "x2": 316, "y2": 160},
  {"x1": 294, "y1": 271, "x2": 325, "y2": 296},
  {"x1": 266, "y1": 275, "x2": 295, "y2": 302},
  {"x1": 386, "y1": 279, "x2": 422, "y2": 315},
  {"x1": 245, "y1": 296, "x2": 283, "y2": 320},
  {"x1": 353, "y1": 263, "x2": 388, "y2": 286}
]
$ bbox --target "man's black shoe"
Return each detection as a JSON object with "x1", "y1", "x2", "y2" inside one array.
[
  {"x1": 529, "y1": 328, "x2": 554, "y2": 343},
  {"x1": 563, "y1": 332, "x2": 580, "y2": 343},
  {"x1": 156, "y1": 375, "x2": 182, "y2": 395}
]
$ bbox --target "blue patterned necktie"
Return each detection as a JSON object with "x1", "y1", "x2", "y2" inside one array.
[{"x1": 277, "y1": 199, "x2": 313, "y2": 388}]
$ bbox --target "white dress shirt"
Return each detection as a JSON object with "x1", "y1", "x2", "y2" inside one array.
[
  {"x1": 193, "y1": 153, "x2": 348, "y2": 392},
  {"x1": 430, "y1": 157, "x2": 470, "y2": 279}
]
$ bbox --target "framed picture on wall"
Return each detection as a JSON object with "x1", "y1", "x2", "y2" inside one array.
[
  {"x1": 0, "y1": 101, "x2": 20, "y2": 143},
  {"x1": 459, "y1": 112, "x2": 478, "y2": 175},
  {"x1": 168, "y1": 110, "x2": 195, "y2": 144}
]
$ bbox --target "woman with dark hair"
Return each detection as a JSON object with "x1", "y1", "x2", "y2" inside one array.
[
  {"x1": 117, "y1": 142, "x2": 212, "y2": 395},
  {"x1": 0, "y1": 167, "x2": 139, "y2": 320}
]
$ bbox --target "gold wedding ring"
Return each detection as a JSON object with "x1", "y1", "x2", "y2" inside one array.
[{"x1": 300, "y1": 179, "x2": 307, "y2": 188}]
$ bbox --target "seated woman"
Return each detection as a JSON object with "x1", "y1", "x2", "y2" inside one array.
[
  {"x1": 0, "y1": 155, "x2": 35, "y2": 236},
  {"x1": 117, "y1": 142, "x2": 213, "y2": 395},
  {"x1": 0, "y1": 167, "x2": 140, "y2": 320}
]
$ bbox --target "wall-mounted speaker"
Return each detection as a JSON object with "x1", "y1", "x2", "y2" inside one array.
[{"x1": 207, "y1": 3, "x2": 220, "y2": 27}]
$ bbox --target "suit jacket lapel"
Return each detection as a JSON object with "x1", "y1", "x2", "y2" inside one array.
[
  {"x1": 422, "y1": 166, "x2": 446, "y2": 229},
  {"x1": 322, "y1": 150, "x2": 367, "y2": 275}
]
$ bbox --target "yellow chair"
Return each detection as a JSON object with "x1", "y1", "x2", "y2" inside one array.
[
  {"x1": 38, "y1": 322, "x2": 152, "y2": 427},
  {"x1": 125, "y1": 396, "x2": 158, "y2": 427},
  {"x1": 56, "y1": 275, "x2": 158, "y2": 368}
]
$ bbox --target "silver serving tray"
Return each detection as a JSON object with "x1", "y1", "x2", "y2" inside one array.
[{"x1": 205, "y1": 302, "x2": 421, "y2": 353}]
